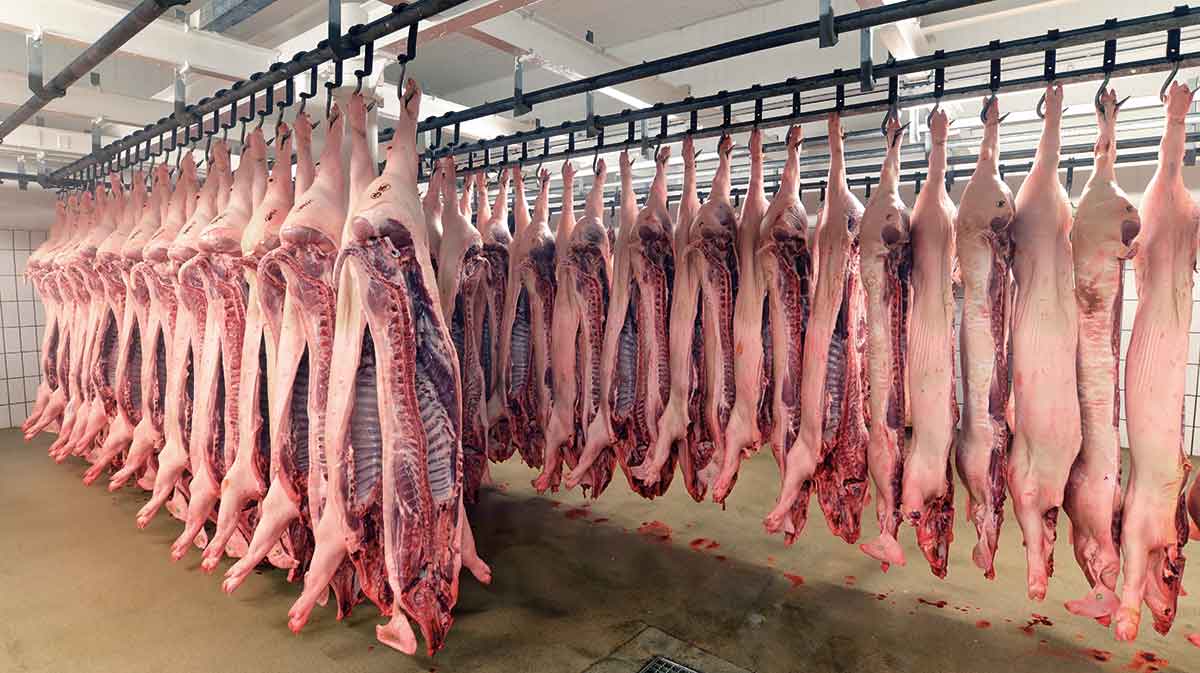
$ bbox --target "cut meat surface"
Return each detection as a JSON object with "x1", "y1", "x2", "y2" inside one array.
[
  {"x1": 765, "y1": 113, "x2": 868, "y2": 545},
  {"x1": 289, "y1": 80, "x2": 488, "y2": 656},
  {"x1": 715, "y1": 129, "x2": 770, "y2": 504},
  {"x1": 503, "y1": 167, "x2": 556, "y2": 471},
  {"x1": 536, "y1": 160, "x2": 614, "y2": 497},
  {"x1": 633, "y1": 135, "x2": 704, "y2": 495},
  {"x1": 573, "y1": 148, "x2": 675, "y2": 497}
]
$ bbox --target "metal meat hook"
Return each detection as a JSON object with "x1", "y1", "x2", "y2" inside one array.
[{"x1": 979, "y1": 95, "x2": 1010, "y2": 125}]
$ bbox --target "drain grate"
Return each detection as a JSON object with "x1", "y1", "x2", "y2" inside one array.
[{"x1": 638, "y1": 656, "x2": 704, "y2": 673}]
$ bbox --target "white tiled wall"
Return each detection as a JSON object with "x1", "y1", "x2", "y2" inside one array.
[{"x1": 0, "y1": 229, "x2": 48, "y2": 429}]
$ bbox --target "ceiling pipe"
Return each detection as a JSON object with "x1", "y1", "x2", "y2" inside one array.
[{"x1": 0, "y1": 0, "x2": 190, "y2": 144}]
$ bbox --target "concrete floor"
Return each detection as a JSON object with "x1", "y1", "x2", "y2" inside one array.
[{"x1": 2, "y1": 429, "x2": 1199, "y2": 673}]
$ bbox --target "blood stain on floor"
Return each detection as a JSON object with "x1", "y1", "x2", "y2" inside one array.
[
  {"x1": 637, "y1": 520, "x2": 672, "y2": 543},
  {"x1": 564, "y1": 507, "x2": 590, "y2": 521},
  {"x1": 1123, "y1": 651, "x2": 1167, "y2": 672}
]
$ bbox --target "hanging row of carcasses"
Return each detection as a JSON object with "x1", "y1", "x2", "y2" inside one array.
[
  {"x1": 19, "y1": 75, "x2": 1200, "y2": 654},
  {"x1": 22, "y1": 82, "x2": 495, "y2": 656}
]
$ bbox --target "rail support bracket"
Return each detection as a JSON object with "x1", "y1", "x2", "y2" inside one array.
[
  {"x1": 819, "y1": 0, "x2": 837, "y2": 48},
  {"x1": 859, "y1": 27, "x2": 874, "y2": 91},
  {"x1": 513, "y1": 58, "x2": 532, "y2": 117}
]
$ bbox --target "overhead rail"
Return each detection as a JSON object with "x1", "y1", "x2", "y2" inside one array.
[
  {"x1": 48, "y1": 0, "x2": 474, "y2": 185},
  {"x1": 0, "y1": 0, "x2": 190, "y2": 143},
  {"x1": 415, "y1": 0, "x2": 1001, "y2": 133},
  {"x1": 552, "y1": 125, "x2": 1200, "y2": 212},
  {"x1": 410, "y1": 5, "x2": 1200, "y2": 179}
]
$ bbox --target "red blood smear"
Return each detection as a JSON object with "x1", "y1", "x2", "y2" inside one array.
[
  {"x1": 1124, "y1": 651, "x2": 1167, "y2": 672},
  {"x1": 549, "y1": 501, "x2": 562, "y2": 508},
  {"x1": 714, "y1": 555, "x2": 727, "y2": 562},
  {"x1": 875, "y1": 593, "x2": 889, "y2": 601},
  {"x1": 367, "y1": 646, "x2": 375, "y2": 652},
  {"x1": 976, "y1": 620, "x2": 991, "y2": 629},
  {"x1": 564, "y1": 507, "x2": 590, "y2": 520},
  {"x1": 1020, "y1": 613, "x2": 1053, "y2": 636},
  {"x1": 917, "y1": 598, "x2": 948, "y2": 608},
  {"x1": 592, "y1": 517, "x2": 609, "y2": 524},
  {"x1": 844, "y1": 575, "x2": 857, "y2": 586},
  {"x1": 783, "y1": 572, "x2": 805, "y2": 587},
  {"x1": 1087, "y1": 650, "x2": 1112, "y2": 662},
  {"x1": 637, "y1": 520, "x2": 672, "y2": 542},
  {"x1": 689, "y1": 538, "x2": 712, "y2": 551}
]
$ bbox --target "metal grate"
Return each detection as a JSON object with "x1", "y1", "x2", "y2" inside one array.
[{"x1": 638, "y1": 656, "x2": 704, "y2": 673}]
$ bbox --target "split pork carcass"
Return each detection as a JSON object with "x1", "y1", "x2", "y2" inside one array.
[
  {"x1": 1112, "y1": 80, "x2": 1194, "y2": 641},
  {"x1": 66, "y1": 176, "x2": 130, "y2": 467},
  {"x1": 764, "y1": 113, "x2": 868, "y2": 544},
  {"x1": 636, "y1": 136, "x2": 737, "y2": 501},
  {"x1": 287, "y1": 79, "x2": 490, "y2": 655},
  {"x1": 81, "y1": 170, "x2": 148, "y2": 484},
  {"x1": 169, "y1": 129, "x2": 269, "y2": 562},
  {"x1": 478, "y1": 172, "x2": 515, "y2": 462},
  {"x1": 136, "y1": 143, "x2": 229, "y2": 536},
  {"x1": 24, "y1": 199, "x2": 70, "y2": 432},
  {"x1": 858, "y1": 114, "x2": 912, "y2": 570},
  {"x1": 1008, "y1": 82, "x2": 1081, "y2": 601},
  {"x1": 715, "y1": 129, "x2": 771, "y2": 504},
  {"x1": 634, "y1": 137, "x2": 702, "y2": 496},
  {"x1": 954, "y1": 97, "x2": 1014, "y2": 580},
  {"x1": 572, "y1": 148, "x2": 676, "y2": 496},
  {"x1": 25, "y1": 195, "x2": 81, "y2": 438},
  {"x1": 224, "y1": 101, "x2": 354, "y2": 600},
  {"x1": 201, "y1": 120, "x2": 301, "y2": 574},
  {"x1": 107, "y1": 163, "x2": 183, "y2": 492},
  {"x1": 500, "y1": 166, "x2": 555, "y2": 469},
  {"x1": 51, "y1": 180, "x2": 121, "y2": 462},
  {"x1": 1063, "y1": 88, "x2": 1138, "y2": 621},
  {"x1": 900, "y1": 108, "x2": 957, "y2": 578},
  {"x1": 753, "y1": 126, "x2": 816, "y2": 521},
  {"x1": 48, "y1": 190, "x2": 99, "y2": 454},
  {"x1": 535, "y1": 159, "x2": 614, "y2": 495},
  {"x1": 435, "y1": 163, "x2": 491, "y2": 502}
]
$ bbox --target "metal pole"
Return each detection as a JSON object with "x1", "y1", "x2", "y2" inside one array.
[
  {"x1": 409, "y1": 5, "x2": 1200, "y2": 169},
  {"x1": 50, "y1": 0, "x2": 474, "y2": 181},
  {"x1": 0, "y1": 0, "x2": 190, "y2": 143},
  {"x1": 418, "y1": 0, "x2": 1000, "y2": 132}
]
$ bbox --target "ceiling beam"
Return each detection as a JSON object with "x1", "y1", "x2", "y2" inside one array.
[
  {"x1": 410, "y1": 0, "x2": 543, "y2": 46},
  {"x1": 0, "y1": 0, "x2": 279, "y2": 81},
  {"x1": 855, "y1": 0, "x2": 930, "y2": 60},
  {"x1": 0, "y1": 123, "x2": 121, "y2": 162},
  {"x1": 463, "y1": 11, "x2": 689, "y2": 109},
  {"x1": 0, "y1": 71, "x2": 172, "y2": 131}
]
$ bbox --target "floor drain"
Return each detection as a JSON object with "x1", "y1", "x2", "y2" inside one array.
[{"x1": 638, "y1": 656, "x2": 704, "y2": 673}]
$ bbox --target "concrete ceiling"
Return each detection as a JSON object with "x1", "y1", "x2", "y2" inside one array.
[{"x1": 525, "y1": 0, "x2": 782, "y2": 49}]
